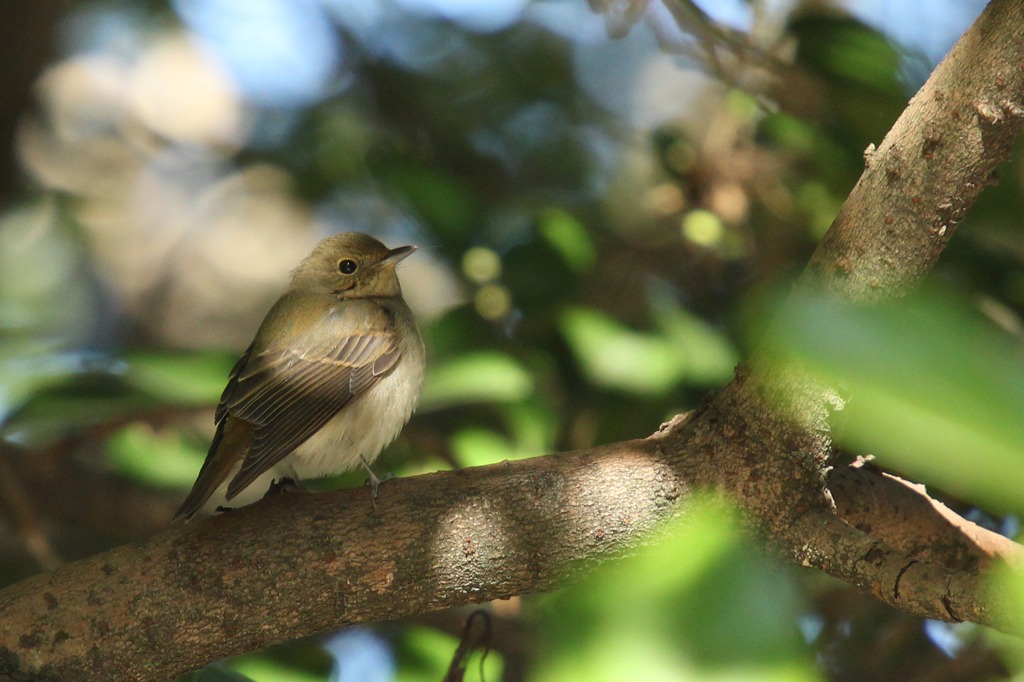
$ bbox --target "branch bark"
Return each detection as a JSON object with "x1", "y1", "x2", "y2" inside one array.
[
  {"x1": 805, "y1": 0, "x2": 1024, "y2": 299},
  {"x1": 0, "y1": 409, "x2": 1021, "y2": 681},
  {"x1": 0, "y1": 440, "x2": 682, "y2": 681},
  {"x1": 3, "y1": 1, "x2": 1024, "y2": 680}
]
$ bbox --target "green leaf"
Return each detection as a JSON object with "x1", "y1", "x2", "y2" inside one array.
[
  {"x1": 757, "y1": 286, "x2": 1024, "y2": 514},
  {"x1": 227, "y1": 658, "x2": 323, "y2": 682},
  {"x1": 538, "y1": 208, "x2": 596, "y2": 272},
  {"x1": 535, "y1": 496, "x2": 817, "y2": 681},
  {"x1": 987, "y1": 566, "x2": 1024, "y2": 672},
  {"x1": 125, "y1": 351, "x2": 236, "y2": 405},
  {"x1": 505, "y1": 400, "x2": 558, "y2": 455},
  {"x1": 0, "y1": 344, "x2": 99, "y2": 422},
  {"x1": 420, "y1": 352, "x2": 533, "y2": 409},
  {"x1": 105, "y1": 423, "x2": 206, "y2": 488},
  {"x1": 1, "y1": 369, "x2": 157, "y2": 444},
  {"x1": 796, "y1": 181, "x2": 843, "y2": 240},
  {"x1": 560, "y1": 307, "x2": 681, "y2": 395},
  {"x1": 192, "y1": 666, "x2": 257, "y2": 682},
  {"x1": 653, "y1": 303, "x2": 738, "y2": 385},
  {"x1": 377, "y1": 165, "x2": 480, "y2": 237},
  {"x1": 450, "y1": 427, "x2": 521, "y2": 466}
]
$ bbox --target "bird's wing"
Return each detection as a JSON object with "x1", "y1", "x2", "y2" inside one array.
[
  {"x1": 216, "y1": 341, "x2": 254, "y2": 425},
  {"x1": 223, "y1": 309, "x2": 402, "y2": 499}
]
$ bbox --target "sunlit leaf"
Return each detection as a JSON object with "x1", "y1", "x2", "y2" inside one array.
[
  {"x1": 985, "y1": 564, "x2": 1024, "y2": 673},
  {"x1": 539, "y1": 208, "x2": 596, "y2": 272},
  {"x1": 105, "y1": 423, "x2": 206, "y2": 488},
  {"x1": 756, "y1": 287, "x2": 1024, "y2": 513},
  {"x1": 125, "y1": 351, "x2": 236, "y2": 405},
  {"x1": 451, "y1": 427, "x2": 520, "y2": 466},
  {"x1": 535, "y1": 496, "x2": 817, "y2": 681},
  {"x1": 227, "y1": 658, "x2": 322, "y2": 682},
  {"x1": 653, "y1": 303, "x2": 738, "y2": 385},
  {"x1": 561, "y1": 307, "x2": 681, "y2": 395},
  {"x1": 420, "y1": 352, "x2": 533, "y2": 409},
  {"x1": 193, "y1": 666, "x2": 256, "y2": 682},
  {"x1": 505, "y1": 400, "x2": 558, "y2": 455}
]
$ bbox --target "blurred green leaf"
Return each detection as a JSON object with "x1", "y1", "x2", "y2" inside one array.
[
  {"x1": 449, "y1": 399, "x2": 555, "y2": 467},
  {"x1": 192, "y1": 666, "x2": 256, "y2": 682},
  {"x1": 1, "y1": 374, "x2": 158, "y2": 444},
  {"x1": 561, "y1": 307, "x2": 680, "y2": 395},
  {"x1": 126, "y1": 351, "x2": 235, "y2": 405},
  {"x1": 227, "y1": 657, "x2": 322, "y2": 682},
  {"x1": 0, "y1": 344, "x2": 98, "y2": 423},
  {"x1": 105, "y1": 423, "x2": 205, "y2": 488},
  {"x1": 451, "y1": 427, "x2": 521, "y2": 466},
  {"x1": 538, "y1": 208, "x2": 596, "y2": 273},
  {"x1": 653, "y1": 302, "x2": 739, "y2": 386},
  {"x1": 986, "y1": 563, "x2": 1024, "y2": 674},
  {"x1": 1, "y1": 350, "x2": 231, "y2": 442},
  {"x1": 756, "y1": 286, "x2": 1024, "y2": 513},
  {"x1": 760, "y1": 113, "x2": 818, "y2": 155},
  {"x1": 793, "y1": 16, "x2": 902, "y2": 92},
  {"x1": 420, "y1": 352, "x2": 533, "y2": 409},
  {"x1": 397, "y1": 625, "x2": 503, "y2": 682},
  {"x1": 535, "y1": 496, "x2": 816, "y2": 681},
  {"x1": 561, "y1": 305, "x2": 736, "y2": 395},
  {"x1": 795, "y1": 181, "x2": 842, "y2": 240},
  {"x1": 505, "y1": 400, "x2": 558, "y2": 455},
  {"x1": 759, "y1": 112, "x2": 853, "y2": 189}
]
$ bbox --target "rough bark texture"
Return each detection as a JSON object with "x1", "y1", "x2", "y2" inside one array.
[
  {"x1": 0, "y1": 407, "x2": 1021, "y2": 681},
  {"x1": 0, "y1": 440, "x2": 682, "y2": 681},
  {"x1": 3, "y1": 1, "x2": 1024, "y2": 680},
  {"x1": 805, "y1": 0, "x2": 1024, "y2": 299}
]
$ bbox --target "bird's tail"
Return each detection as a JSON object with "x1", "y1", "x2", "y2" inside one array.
[{"x1": 173, "y1": 417, "x2": 252, "y2": 521}]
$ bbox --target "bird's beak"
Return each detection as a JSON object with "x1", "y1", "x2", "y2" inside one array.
[{"x1": 380, "y1": 245, "x2": 416, "y2": 266}]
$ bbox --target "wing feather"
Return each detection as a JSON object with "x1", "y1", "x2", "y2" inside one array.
[{"x1": 222, "y1": 312, "x2": 401, "y2": 499}]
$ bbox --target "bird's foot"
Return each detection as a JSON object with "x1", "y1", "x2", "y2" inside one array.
[
  {"x1": 360, "y1": 457, "x2": 394, "y2": 508},
  {"x1": 214, "y1": 505, "x2": 236, "y2": 514},
  {"x1": 263, "y1": 476, "x2": 306, "y2": 498}
]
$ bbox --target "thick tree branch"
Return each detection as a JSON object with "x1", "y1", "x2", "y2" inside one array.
[
  {"x1": 829, "y1": 460, "x2": 1021, "y2": 571},
  {"x1": 805, "y1": 0, "x2": 1024, "y2": 299},
  {"x1": 0, "y1": 412, "x2": 1021, "y2": 681},
  {"x1": 0, "y1": 440, "x2": 683, "y2": 681},
  {"x1": 3, "y1": 1, "x2": 1024, "y2": 680}
]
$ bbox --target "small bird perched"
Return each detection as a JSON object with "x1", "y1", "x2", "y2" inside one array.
[{"x1": 174, "y1": 232, "x2": 425, "y2": 521}]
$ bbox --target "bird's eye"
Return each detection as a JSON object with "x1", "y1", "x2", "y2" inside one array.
[{"x1": 338, "y1": 259, "x2": 358, "y2": 275}]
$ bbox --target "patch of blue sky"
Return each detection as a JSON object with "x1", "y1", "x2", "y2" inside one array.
[
  {"x1": 843, "y1": 0, "x2": 986, "y2": 64},
  {"x1": 174, "y1": 0, "x2": 344, "y2": 108},
  {"x1": 324, "y1": 628, "x2": 395, "y2": 682}
]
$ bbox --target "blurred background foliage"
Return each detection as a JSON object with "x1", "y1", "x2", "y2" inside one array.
[{"x1": 2, "y1": 0, "x2": 1024, "y2": 680}]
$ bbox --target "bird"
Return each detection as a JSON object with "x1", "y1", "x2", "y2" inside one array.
[{"x1": 173, "y1": 232, "x2": 425, "y2": 521}]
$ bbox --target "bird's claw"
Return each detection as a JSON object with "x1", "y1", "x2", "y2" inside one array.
[{"x1": 360, "y1": 457, "x2": 394, "y2": 509}]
